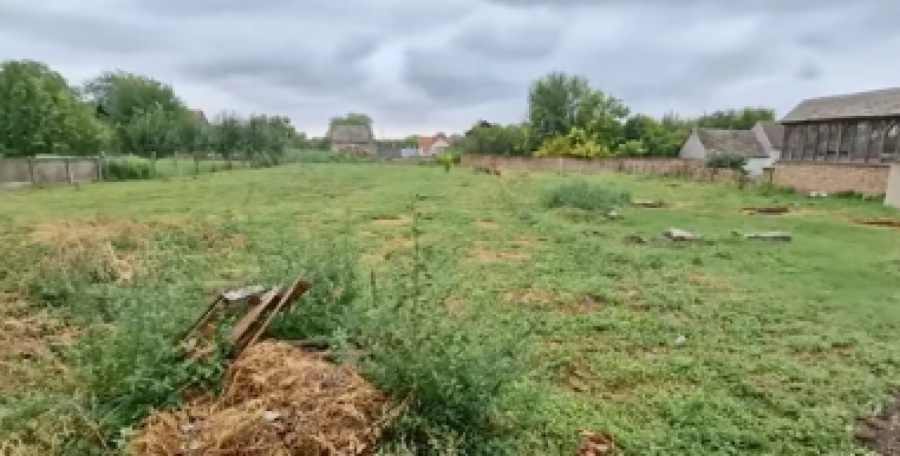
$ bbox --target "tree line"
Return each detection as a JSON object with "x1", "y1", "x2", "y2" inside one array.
[
  {"x1": 454, "y1": 71, "x2": 776, "y2": 158},
  {"x1": 0, "y1": 60, "x2": 307, "y2": 167}
]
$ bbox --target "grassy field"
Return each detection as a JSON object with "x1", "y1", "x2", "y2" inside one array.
[{"x1": 1, "y1": 162, "x2": 899, "y2": 455}]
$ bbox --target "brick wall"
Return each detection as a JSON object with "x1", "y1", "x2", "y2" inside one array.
[
  {"x1": 771, "y1": 162, "x2": 889, "y2": 196},
  {"x1": 460, "y1": 154, "x2": 743, "y2": 182}
]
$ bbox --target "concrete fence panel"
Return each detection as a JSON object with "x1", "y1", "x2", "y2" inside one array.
[{"x1": 0, "y1": 157, "x2": 102, "y2": 188}]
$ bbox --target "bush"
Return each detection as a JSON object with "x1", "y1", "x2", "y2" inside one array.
[
  {"x1": 102, "y1": 156, "x2": 152, "y2": 181},
  {"x1": 270, "y1": 211, "x2": 534, "y2": 454},
  {"x1": 541, "y1": 180, "x2": 631, "y2": 211},
  {"x1": 706, "y1": 153, "x2": 747, "y2": 171}
]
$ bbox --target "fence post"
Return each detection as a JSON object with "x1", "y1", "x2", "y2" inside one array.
[
  {"x1": 96, "y1": 154, "x2": 104, "y2": 182},
  {"x1": 27, "y1": 157, "x2": 36, "y2": 186},
  {"x1": 65, "y1": 157, "x2": 73, "y2": 185}
]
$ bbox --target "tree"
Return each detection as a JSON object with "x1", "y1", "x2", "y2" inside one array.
[
  {"x1": 456, "y1": 121, "x2": 530, "y2": 156},
  {"x1": 82, "y1": 70, "x2": 188, "y2": 153},
  {"x1": 527, "y1": 72, "x2": 593, "y2": 145},
  {"x1": 696, "y1": 108, "x2": 776, "y2": 130},
  {"x1": 0, "y1": 60, "x2": 109, "y2": 157},
  {"x1": 527, "y1": 72, "x2": 629, "y2": 153},
  {"x1": 328, "y1": 112, "x2": 373, "y2": 131},
  {"x1": 209, "y1": 111, "x2": 244, "y2": 169},
  {"x1": 119, "y1": 102, "x2": 181, "y2": 176},
  {"x1": 573, "y1": 89, "x2": 629, "y2": 150}
]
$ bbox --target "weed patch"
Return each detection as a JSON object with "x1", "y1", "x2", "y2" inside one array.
[{"x1": 541, "y1": 180, "x2": 631, "y2": 212}]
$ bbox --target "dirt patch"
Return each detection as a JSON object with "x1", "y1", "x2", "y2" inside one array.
[
  {"x1": 132, "y1": 341, "x2": 391, "y2": 455},
  {"x1": 685, "y1": 271, "x2": 736, "y2": 293},
  {"x1": 858, "y1": 219, "x2": 900, "y2": 229},
  {"x1": 503, "y1": 289, "x2": 600, "y2": 314},
  {"x1": 0, "y1": 293, "x2": 76, "y2": 395},
  {"x1": 512, "y1": 236, "x2": 542, "y2": 247},
  {"x1": 856, "y1": 392, "x2": 900, "y2": 455},
  {"x1": 361, "y1": 236, "x2": 415, "y2": 264},
  {"x1": 474, "y1": 219, "x2": 500, "y2": 230},
  {"x1": 471, "y1": 248, "x2": 531, "y2": 264},
  {"x1": 742, "y1": 206, "x2": 790, "y2": 215},
  {"x1": 370, "y1": 214, "x2": 412, "y2": 227}
]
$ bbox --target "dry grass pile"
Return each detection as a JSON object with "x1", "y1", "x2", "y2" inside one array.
[
  {"x1": 0, "y1": 293, "x2": 76, "y2": 394},
  {"x1": 132, "y1": 341, "x2": 390, "y2": 455},
  {"x1": 25, "y1": 215, "x2": 244, "y2": 284},
  {"x1": 28, "y1": 216, "x2": 166, "y2": 283}
]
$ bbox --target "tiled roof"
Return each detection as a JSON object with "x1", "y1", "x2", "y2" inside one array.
[{"x1": 781, "y1": 87, "x2": 900, "y2": 123}]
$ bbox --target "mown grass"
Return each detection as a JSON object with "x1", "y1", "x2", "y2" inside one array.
[{"x1": 1, "y1": 163, "x2": 899, "y2": 455}]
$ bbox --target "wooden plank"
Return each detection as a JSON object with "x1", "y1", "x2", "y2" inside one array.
[
  {"x1": 228, "y1": 287, "x2": 281, "y2": 345},
  {"x1": 239, "y1": 278, "x2": 311, "y2": 352}
]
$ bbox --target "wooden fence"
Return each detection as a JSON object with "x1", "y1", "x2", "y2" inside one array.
[{"x1": 0, "y1": 156, "x2": 102, "y2": 188}]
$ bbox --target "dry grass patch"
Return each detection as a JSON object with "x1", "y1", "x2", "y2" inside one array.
[
  {"x1": 132, "y1": 341, "x2": 391, "y2": 456},
  {"x1": 0, "y1": 293, "x2": 76, "y2": 395},
  {"x1": 370, "y1": 214, "x2": 412, "y2": 227},
  {"x1": 684, "y1": 270, "x2": 737, "y2": 293},
  {"x1": 470, "y1": 247, "x2": 532, "y2": 264},
  {"x1": 24, "y1": 215, "x2": 245, "y2": 285},
  {"x1": 361, "y1": 236, "x2": 415, "y2": 264},
  {"x1": 474, "y1": 219, "x2": 500, "y2": 230}
]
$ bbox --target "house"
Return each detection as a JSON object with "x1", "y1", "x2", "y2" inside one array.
[
  {"x1": 329, "y1": 124, "x2": 376, "y2": 155},
  {"x1": 752, "y1": 121, "x2": 785, "y2": 160},
  {"x1": 417, "y1": 133, "x2": 451, "y2": 156},
  {"x1": 679, "y1": 128, "x2": 771, "y2": 176},
  {"x1": 780, "y1": 87, "x2": 900, "y2": 163}
]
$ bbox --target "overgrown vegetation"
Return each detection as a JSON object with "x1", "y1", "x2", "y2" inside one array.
[
  {"x1": 2, "y1": 164, "x2": 900, "y2": 455},
  {"x1": 541, "y1": 180, "x2": 632, "y2": 211},
  {"x1": 706, "y1": 153, "x2": 749, "y2": 171},
  {"x1": 454, "y1": 71, "x2": 775, "y2": 158}
]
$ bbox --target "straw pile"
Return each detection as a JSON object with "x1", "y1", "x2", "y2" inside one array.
[{"x1": 132, "y1": 341, "x2": 389, "y2": 455}]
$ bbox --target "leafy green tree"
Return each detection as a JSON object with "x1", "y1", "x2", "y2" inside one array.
[
  {"x1": 82, "y1": 70, "x2": 188, "y2": 153},
  {"x1": 0, "y1": 60, "x2": 109, "y2": 157},
  {"x1": 696, "y1": 108, "x2": 776, "y2": 130},
  {"x1": 457, "y1": 121, "x2": 530, "y2": 156},
  {"x1": 573, "y1": 89, "x2": 629, "y2": 149},
  {"x1": 122, "y1": 102, "x2": 180, "y2": 176},
  {"x1": 527, "y1": 72, "x2": 593, "y2": 145},
  {"x1": 527, "y1": 72, "x2": 629, "y2": 152},
  {"x1": 209, "y1": 111, "x2": 244, "y2": 169},
  {"x1": 328, "y1": 112, "x2": 373, "y2": 134}
]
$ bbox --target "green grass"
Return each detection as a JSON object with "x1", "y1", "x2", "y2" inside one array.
[{"x1": 1, "y1": 165, "x2": 899, "y2": 455}]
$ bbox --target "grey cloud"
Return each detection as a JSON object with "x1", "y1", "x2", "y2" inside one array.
[
  {"x1": 796, "y1": 64, "x2": 822, "y2": 81},
  {"x1": 451, "y1": 20, "x2": 564, "y2": 60},
  {"x1": 401, "y1": 49, "x2": 520, "y2": 106},
  {"x1": 2, "y1": 0, "x2": 899, "y2": 136},
  {"x1": 127, "y1": 0, "x2": 306, "y2": 16},
  {"x1": 180, "y1": 53, "x2": 367, "y2": 94},
  {"x1": 0, "y1": 5, "x2": 161, "y2": 54}
]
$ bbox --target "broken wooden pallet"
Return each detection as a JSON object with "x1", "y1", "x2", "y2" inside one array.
[{"x1": 181, "y1": 278, "x2": 311, "y2": 359}]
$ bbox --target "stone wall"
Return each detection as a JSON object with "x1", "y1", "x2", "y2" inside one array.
[
  {"x1": 771, "y1": 162, "x2": 889, "y2": 196},
  {"x1": 459, "y1": 154, "x2": 743, "y2": 182},
  {"x1": 0, "y1": 157, "x2": 101, "y2": 188}
]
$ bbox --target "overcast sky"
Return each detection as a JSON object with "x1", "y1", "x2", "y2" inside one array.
[{"x1": 1, "y1": 0, "x2": 898, "y2": 137}]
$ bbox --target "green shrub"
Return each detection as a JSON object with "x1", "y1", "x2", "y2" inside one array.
[
  {"x1": 271, "y1": 211, "x2": 534, "y2": 455},
  {"x1": 541, "y1": 180, "x2": 631, "y2": 211},
  {"x1": 102, "y1": 156, "x2": 152, "y2": 181},
  {"x1": 706, "y1": 153, "x2": 748, "y2": 171}
]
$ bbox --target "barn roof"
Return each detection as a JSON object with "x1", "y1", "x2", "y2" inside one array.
[
  {"x1": 756, "y1": 121, "x2": 784, "y2": 150},
  {"x1": 329, "y1": 124, "x2": 374, "y2": 143},
  {"x1": 696, "y1": 129, "x2": 769, "y2": 159},
  {"x1": 781, "y1": 87, "x2": 900, "y2": 123}
]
